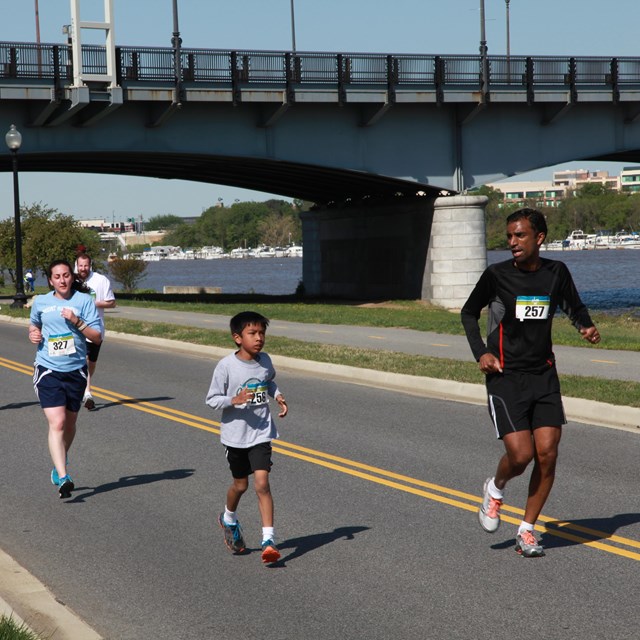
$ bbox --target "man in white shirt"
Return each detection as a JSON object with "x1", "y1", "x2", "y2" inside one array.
[{"x1": 76, "y1": 253, "x2": 116, "y2": 410}]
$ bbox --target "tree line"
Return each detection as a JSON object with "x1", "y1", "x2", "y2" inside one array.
[
  {"x1": 145, "y1": 199, "x2": 306, "y2": 250},
  {"x1": 0, "y1": 199, "x2": 307, "y2": 291},
  {"x1": 477, "y1": 183, "x2": 640, "y2": 249}
]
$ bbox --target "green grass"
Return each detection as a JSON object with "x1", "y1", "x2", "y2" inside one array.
[
  {"x1": 103, "y1": 317, "x2": 640, "y2": 408},
  {"x1": 0, "y1": 616, "x2": 42, "y2": 640},
  {"x1": 112, "y1": 299, "x2": 640, "y2": 351},
  {"x1": 4, "y1": 299, "x2": 640, "y2": 407}
]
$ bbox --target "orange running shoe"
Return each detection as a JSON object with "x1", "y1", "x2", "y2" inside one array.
[{"x1": 261, "y1": 539, "x2": 281, "y2": 564}]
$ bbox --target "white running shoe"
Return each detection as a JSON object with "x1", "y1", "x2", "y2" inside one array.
[
  {"x1": 478, "y1": 477, "x2": 502, "y2": 533},
  {"x1": 515, "y1": 530, "x2": 544, "y2": 557}
]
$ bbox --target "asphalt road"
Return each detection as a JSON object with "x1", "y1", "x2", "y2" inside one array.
[
  {"x1": 112, "y1": 305, "x2": 640, "y2": 382},
  {"x1": 1, "y1": 321, "x2": 639, "y2": 640}
]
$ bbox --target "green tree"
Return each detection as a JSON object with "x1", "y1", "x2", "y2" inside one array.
[
  {"x1": 0, "y1": 203, "x2": 101, "y2": 283},
  {"x1": 145, "y1": 214, "x2": 183, "y2": 231},
  {"x1": 109, "y1": 257, "x2": 147, "y2": 292},
  {"x1": 258, "y1": 212, "x2": 299, "y2": 247}
]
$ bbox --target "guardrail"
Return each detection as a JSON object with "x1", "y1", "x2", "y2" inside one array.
[{"x1": 2, "y1": 41, "x2": 640, "y2": 93}]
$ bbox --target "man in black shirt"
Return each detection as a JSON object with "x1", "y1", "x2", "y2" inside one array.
[{"x1": 461, "y1": 208, "x2": 600, "y2": 557}]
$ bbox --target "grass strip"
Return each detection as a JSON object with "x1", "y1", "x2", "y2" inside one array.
[
  {"x1": 0, "y1": 616, "x2": 42, "y2": 640},
  {"x1": 104, "y1": 318, "x2": 640, "y2": 408},
  {"x1": 113, "y1": 299, "x2": 640, "y2": 352}
]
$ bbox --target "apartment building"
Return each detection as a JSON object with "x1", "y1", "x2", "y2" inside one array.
[{"x1": 485, "y1": 167, "x2": 635, "y2": 206}]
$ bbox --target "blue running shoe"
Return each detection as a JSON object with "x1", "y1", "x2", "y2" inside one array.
[
  {"x1": 218, "y1": 513, "x2": 246, "y2": 554},
  {"x1": 51, "y1": 456, "x2": 69, "y2": 486},
  {"x1": 58, "y1": 475, "x2": 74, "y2": 499}
]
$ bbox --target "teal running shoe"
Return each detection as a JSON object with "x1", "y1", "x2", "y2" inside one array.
[
  {"x1": 51, "y1": 456, "x2": 69, "y2": 486},
  {"x1": 58, "y1": 475, "x2": 74, "y2": 499},
  {"x1": 218, "y1": 513, "x2": 246, "y2": 554}
]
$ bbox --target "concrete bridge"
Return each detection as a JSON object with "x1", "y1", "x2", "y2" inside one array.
[{"x1": 2, "y1": 34, "x2": 640, "y2": 304}]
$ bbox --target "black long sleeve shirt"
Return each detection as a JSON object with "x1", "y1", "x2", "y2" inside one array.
[{"x1": 461, "y1": 258, "x2": 595, "y2": 373}]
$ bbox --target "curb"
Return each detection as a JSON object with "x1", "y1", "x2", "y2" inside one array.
[
  {"x1": 2, "y1": 315, "x2": 639, "y2": 433},
  {"x1": 106, "y1": 330, "x2": 640, "y2": 434},
  {"x1": 0, "y1": 547, "x2": 102, "y2": 640}
]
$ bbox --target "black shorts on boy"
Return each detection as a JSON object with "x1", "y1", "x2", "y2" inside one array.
[{"x1": 225, "y1": 442, "x2": 273, "y2": 479}]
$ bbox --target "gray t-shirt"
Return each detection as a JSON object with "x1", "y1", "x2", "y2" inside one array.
[{"x1": 205, "y1": 351, "x2": 281, "y2": 448}]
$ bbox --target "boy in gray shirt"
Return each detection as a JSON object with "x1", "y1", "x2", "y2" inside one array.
[{"x1": 205, "y1": 311, "x2": 288, "y2": 564}]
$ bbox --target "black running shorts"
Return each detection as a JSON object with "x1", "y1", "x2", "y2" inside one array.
[
  {"x1": 224, "y1": 442, "x2": 273, "y2": 479},
  {"x1": 86, "y1": 340, "x2": 102, "y2": 363},
  {"x1": 486, "y1": 367, "x2": 566, "y2": 439}
]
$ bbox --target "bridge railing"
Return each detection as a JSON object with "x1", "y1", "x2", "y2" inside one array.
[{"x1": 2, "y1": 41, "x2": 640, "y2": 93}]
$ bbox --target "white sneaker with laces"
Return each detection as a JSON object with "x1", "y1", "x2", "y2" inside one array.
[{"x1": 478, "y1": 477, "x2": 502, "y2": 533}]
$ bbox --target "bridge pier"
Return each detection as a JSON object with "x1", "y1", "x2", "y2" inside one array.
[
  {"x1": 300, "y1": 194, "x2": 487, "y2": 307},
  {"x1": 423, "y1": 195, "x2": 488, "y2": 310}
]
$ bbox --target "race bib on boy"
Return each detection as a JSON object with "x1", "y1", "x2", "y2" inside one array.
[
  {"x1": 246, "y1": 381, "x2": 268, "y2": 406},
  {"x1": 47, "y1": 332, "x2": 76, "y2": 357},
  {"x1": 515, "y1": 296, "x2": 550, "y2": 321}
]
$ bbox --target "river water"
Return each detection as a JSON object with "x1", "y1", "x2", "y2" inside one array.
[{"x1": 22, "y1": 249, "x2": 640, "y2": 310}]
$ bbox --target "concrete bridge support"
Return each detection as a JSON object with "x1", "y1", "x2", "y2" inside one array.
[
  {"x1": 300, "y1": 194, "x2": 488, "y2": 306},
  {"x1": 423, "y1": 195, "x2": 488, "y2": 310}
]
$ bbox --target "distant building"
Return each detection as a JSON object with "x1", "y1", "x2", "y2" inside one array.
[
  {"x1": 485, "y1": 166, "x2": 639, "y2": 206},
  {"x1": 77, "y1": 218, "x2": 135, "y2": 233},
  {"x1": 484, "y1": 180, "x2": 567, "y2": 208},
  {"x1": 620, "y1": 166, "x2": 640, "y2": 193}
]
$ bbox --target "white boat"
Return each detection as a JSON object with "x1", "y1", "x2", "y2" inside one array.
[
  {"x1": 251, "y1": 246, "x2": 277, "y2": 258},
  {"x1": 541, "y1": 240, "x2": 564, "y2": 251},
  {"x1": 230, "y1": 247, "x2": 251, "y2": 258},
  {"x1": 285, "y1": 245, "x2": 303, "y2": 257},
  {"x1": 199, "y1": 246, "x2": 226, "y2": 259},
  {"x1": 564, "y1": 230, "x2": 597, "y2": 250}
]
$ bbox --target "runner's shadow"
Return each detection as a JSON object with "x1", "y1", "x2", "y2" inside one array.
[
  {"x1": 90, "y1": 396, "x2": 174, "y2": 412},
  {"x1": 265, "y1": 526, "x2": 371, "y2": 568},
  {"x1": 541, "y1": 513, "x2": 640, "y2": 549},
  {"x1": 488, "y1": 512, "x2": 640, "y2": 551},
  {"x1": 66, "y1": 468, "x2": 195, "y2": 503},
  {"x1": 0, "y1": 401, "x2": 41, "y2": 410}
]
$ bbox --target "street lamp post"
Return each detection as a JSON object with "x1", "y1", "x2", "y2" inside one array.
[
  {"x1": 171, "y1": 0, "x2": 183, "y2": 106},
  {"x1": 290, "y1": 0, "x2": 297, "y2": 53},
  {"x1": 479, "y1": 0, "x2": 489, "y2": 98},
  {"x1": 505, "y1": 0, "x2": 511, "y2": 83},
  {"x1": 5, "y1": 125, "x2": 27, "y2": 309}
]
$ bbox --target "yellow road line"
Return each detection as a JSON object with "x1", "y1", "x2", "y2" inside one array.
[
  {"x1": 2, "y1": 355, "x2": 639, "y2": 560},
  {"x1": 590, "y1": 359, "x2": 619, "y2": 365}
]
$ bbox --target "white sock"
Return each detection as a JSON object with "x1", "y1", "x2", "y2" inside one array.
[
  {"x1": 518, "y1": 521, "x2": 534, "y2": 534},
  {"x1": 262, "y1": 527, "x2": 275, "y2": 543},
  {"x1": 488, "y1": 478, "x2": 503, "y2": 500},
  {"x1": 224, "y1": 507, "x2": 237, "y2": 525}
]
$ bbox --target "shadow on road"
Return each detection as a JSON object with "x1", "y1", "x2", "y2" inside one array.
[
  {"x1": 91, "y1": 396, "x2": 174, "y2": 411},
  {"x1": 265, "y1": 525, "x2": 371, "y2": 568},
  {"x1": 65, "y1": 468, "x2": 195, "y2": 503},
  {"x1": 487, "y1": 512, "x2": 640, "y2": 552},
  {"x1": 542, "y1": 513, "x2": 640, "y2": 549},
  {"x1": 0, "y1": 401, "x2": 40, "y2": 410}
]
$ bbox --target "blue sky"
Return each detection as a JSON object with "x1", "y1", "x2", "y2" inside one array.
[{"x1": 1, "y1": 0, "x2": 638, "y2": 220}]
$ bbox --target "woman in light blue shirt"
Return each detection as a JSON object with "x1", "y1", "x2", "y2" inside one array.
[{"x1": 29, "y1": 260, "x2": 102, "y2": 499}]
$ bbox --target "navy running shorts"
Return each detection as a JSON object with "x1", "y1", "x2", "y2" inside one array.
[
  {"x1": 33, "y1": 364, "x2": 88, "y2": 411},
  {"x1": 224, "y1": 442, "x2": 273, "y2": 479},
  {"x1": 486, "y1": 367, "x2": 566, "y2": 439}
]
